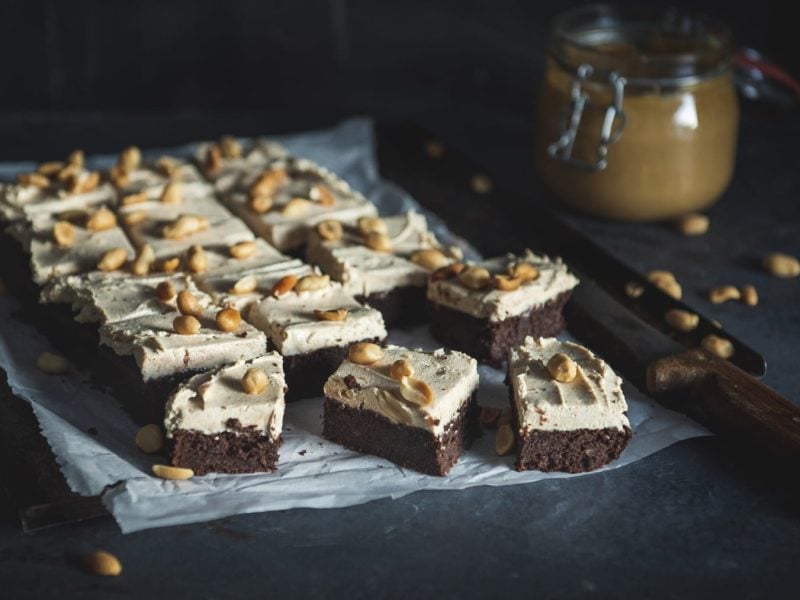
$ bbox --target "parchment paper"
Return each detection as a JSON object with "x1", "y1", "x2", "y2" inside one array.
[{"x1": 0, "y1": 119, "x2": 710, "y2": 533}]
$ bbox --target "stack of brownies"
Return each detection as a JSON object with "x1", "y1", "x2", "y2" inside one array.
[{"x1": 0, "y1": 133, "x2": 632, "y2": 479}]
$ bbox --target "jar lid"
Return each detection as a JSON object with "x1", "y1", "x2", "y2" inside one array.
[{"x1": 550, "y1": 4, "x2": 734, "y2": 85}]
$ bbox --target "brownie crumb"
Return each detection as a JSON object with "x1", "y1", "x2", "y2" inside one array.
[
  {"x1": 343, "y1": 374, "x2": 361, "y2": 390},
  {"x1": 299, "y1": 450, "x2": 307, "y2": 456}
]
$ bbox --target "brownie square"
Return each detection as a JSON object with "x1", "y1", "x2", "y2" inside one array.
[
  {"x1": 323, "y1": 345, "x2": 480, "y2": 476},
  {"x1": 506, "y1": 337, "x2": 632, "y2": 473},
  {"x1": 427, "y1": 250, "x2": 579, "y2": 365}
]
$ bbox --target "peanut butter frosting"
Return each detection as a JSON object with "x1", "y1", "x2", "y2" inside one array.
[
  {"x1": 99, "y1": 307, "x2": 267, "y2": 381},
  {"x1": 508, "y1": 337, "x2": 630, "y2": 433},
  {"x1": 324, "y1": 345, "x2": 479, "y2": 436},
  {"x1": 427, "y1": 250, "x2": 579, "y2": 322},
  {"x1": 0, "y1": 172, "x2": 115, "y2": 222},
  {"x1": 41, "y1": 272, "x2": 210, "y2": 324},
  {"x1": 224, "y1": 156, "x2": 378, "y2": 251},
  {"x1": 112, "y1": 160, "x2": 209, "y2": 198},
  {"x1": 246, "y1": 280, "x2": 387, "y2": 356},
  {"x1": 165, "y1": 354, "x2": 285, "y2": 439},
  {"x1": 194, "y1": 138, "x2": 289, "y2": 193},
  {"x1": 306, "y1": 211, "x2": 454, "y2": 295}
]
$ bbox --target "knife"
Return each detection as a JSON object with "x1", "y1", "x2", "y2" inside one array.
[{"x1": 375, "y1": 123, "x2": 800, "y2": 460}]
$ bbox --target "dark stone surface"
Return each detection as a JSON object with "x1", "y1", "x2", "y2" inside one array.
[{"x1": 0, "y1": 106, "x2": 798, "y2": 599}]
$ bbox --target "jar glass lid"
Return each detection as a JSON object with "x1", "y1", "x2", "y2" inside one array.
[{"x1": 550, "y1": 4, "x2": 734, "y2": 85}]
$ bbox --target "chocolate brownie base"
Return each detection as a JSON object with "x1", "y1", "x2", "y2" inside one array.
[
  {"x1": 509, "y1": 386, "x2": 631, "y2": 473},
  {"x1": 281, "y1": 339, "x2": 381, "y2": 401},
  {"x1": 93, "y1": 347, "x2": 209, "y2": 425},
  {"x1": 356, "y1": 285, "x2": 427, "y2": 328},
  {"x1": 428, "y1": 291, "x2": 572, "y2": 366},
  {"x1": 322, "y1": 390, "x2": 480, "y2": 476},
  {"x1": 169, "y1": 429, "x2": 282, "y2": 476}
]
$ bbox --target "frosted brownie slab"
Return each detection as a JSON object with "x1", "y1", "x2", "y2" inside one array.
[
  {"x1": 165, "y1": 354, "x2": 286, "y2": 475},
  {"x1": 0, "y1": 154, "x2": 113, "y2": 222},
  {"x1": 194, "y1": 135, "x2": 289, "y2": 193},
  {"x1": 223, "y1": 156, "x2": 377, "y2": 252},
  {"x1": 246, "y1": 275, "x2": 387, "y2": 399},
  {"x1": 323, "y1": 344, "x2": 480, "y2": 476},
  {"x1": 306, "y1": 211, "x2": 457, "y2": 326},
  {"x1": 506, "y1": 337, "x2": 631, "y2": 473},
  {"x1": 427, "y1": 250, "x2": 579, "y2": 365}
]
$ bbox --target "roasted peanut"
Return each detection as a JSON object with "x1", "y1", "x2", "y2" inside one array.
[
  {"x1": 356, "y1": 216, "x2": 387, "y2": 237},
  {"x1": 701, "y1": 334, "x2": 735, "y2": 359},
  {"x1": 159, "y1": 180, "x2": 182, "y2": 204},
  {"x1": 248, "y1": 194, "x2": 273, "y2": 214},
  {"x1": 310, "y1": 184, "x2": 336, "y2": 206},
  {"x1": 17, "y1": 172, "x2": 50, "y2": 187},
  {"x1": 313, "y1": 308, "x2": 348, "y2": 321},
  {"x1": 97, "y1": 247, "x2": 128, "y2": 272},
  {"x1": 625, "y1": 281, "x2": 645, "y2": 299},
  {"x1": 281, "y1": 197, "x2": 313, "y2": 218},
  {"x1": 250, "y1": 169, "x2": 288, "y2": 198},
  {"x1": 219, "y1": 135, "x2": 242, "y2": 159},
  {"x1": 424, "y1": 140, "x2": 445, "y2": 159},
  {"x1": 229, "y1": 240, "x2": 257, "y2": 259},
  {"x1": 230, "y1": 274, "x2": 258, "y2": 295},
  {"x1": 152, "y1": 464, "x2": 194, "y2": 480},
  {"x1": 430, "y1": 262, "x2": 464, "y2": 282},
  {"x1": 241, "y1": 367, "x2": 268, "y2": 395},
  {"x1": 470, "y1": 173, "x2": 493, "y2": 194},
  {"x1": 507, "y1": 262, "x2": 539, "y2": 282},
  {"x1": 364, "y1": 232, "x2": 392, "y2": 253},
  {"x1": 83, "y1": 551, "x2": 122, "y2": 577},
  {"x1": 389, "y1": 358, "x2": 414, "y2": 380},
  {"x1": 410, "y1": 248, "x2": 449, "y2": 271},
  {"x1": 177, "y1": 289, "x2": 203, "y2": 316},
  {"x1": 173, "y1": 314, "x2": 201, "y2": 335},
  {"x1": 479, "y1": 406, "x2": 503, "y2": 428},
  {"x1": 108, "y1": 164, "x2": 129, "y2": 188},
  {"x1": 36, "y1": 351, "x2": 70, "y2": 374},
  {"x1": 708, "y1": 285, "x2": 740, "y2": 304},
  {"x1": 121, "y1": 190, "x2": 149, "y2": 206},
  {"x1": 119, "y1": 146, "x2": 141, "y2": 172},
  {"x1": 676, "y1": 213, "x2": 709, "y2": 236},
  {"x1": 85, "y1": 207, "x2": 117, "y2": 232},
  {"x1": 272, "y1": 274, "x2": 298, "y2": 296},
  {"x1": 494, "y1": 274, "x2": 522, "y2": 292},
  {"x1": 646, "y1": 270, "x2": 682, "y2": 300},
  {"x1": 295, "y1": 274, "x2": 330, "y2": 293},
  {"x1": 763, "y1": 252, "x2": 800, "y2": 278},
  {"x1": 67, "y1": 149, "x2": 84, "y2": 168},
  {"x1": 399, "y1": 376, "x2": 435, "y2": 406},
  {"x1": 458, "y1": 265, "x2": 491, "y2": 290},
  {"x1": 495, "y1": 424, "x2": 515, "y2": 455},
  {"x1": 135, "y1": 424, "x2": 164, "y2": 454},
  {"x1": 348, "y1": 342, "x2": 384, "y2": 365},
  {"x1": 36, "y1": 161, "x2": 63, "y2": 176},
  {"x1": 158, "y1": 256, "x2": 181, "y2": 273},
  {"x1": 740, "y1": 284, "x2": 758, "y2": 306},
  {"x1": 131, "y1": 244, "x2": 155, "y2": 276},
  {"x1": 664, "y1": 309, "x2": 699, "y2": 332},
  {"x1": 547, "y1": 353, "x2": 577, "y2": 383},
  {"x1": 155, "y1": 155, "x2": 179, "y2": 177},
  {"x1": 155, "y1": 280, "x2": 177, "y2": 301},
  {"x1": 185, "y1": 245, "x2": 207, "y2": 274},
  {"x1": 216, "y1": 307, "x2": 242, "y2": 332},
  {"x1": 162, "y1": 214, "x2": 209, "y2": 240},
  {"x1": 52, "y1": 221, "x2": 75, "y2": 248},
  {"x1": 204, "y1": 144, "x2": 223, "y2": 175},
  {"x1": 316, "y1": 220, "x2": 343, "y2": 242}
]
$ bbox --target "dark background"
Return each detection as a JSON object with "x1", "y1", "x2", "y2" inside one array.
[{"x1": 0, "y1": 0, "x2": 797, "y2": 114}]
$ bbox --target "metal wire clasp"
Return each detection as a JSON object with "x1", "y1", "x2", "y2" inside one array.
[{"x1": 546, "y1": 64, "x2": 627, "y2": 172}]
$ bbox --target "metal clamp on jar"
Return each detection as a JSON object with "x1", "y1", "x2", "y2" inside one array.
[{"x1": 536, "y1": 5, "x2": 740, "y2": 221}]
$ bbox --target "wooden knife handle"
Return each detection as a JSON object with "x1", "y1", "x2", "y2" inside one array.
[{"x1": 647, "y1": 349, "x2": 800, "y2": 459}]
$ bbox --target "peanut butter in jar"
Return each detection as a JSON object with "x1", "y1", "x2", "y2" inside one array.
[{"x1": 535, "y1": 6, "x2": 739, "y2": 221}]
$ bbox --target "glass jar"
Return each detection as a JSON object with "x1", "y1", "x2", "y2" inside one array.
[{"x1": 535, "y1": 5, "x2": 739, "y2": 221}]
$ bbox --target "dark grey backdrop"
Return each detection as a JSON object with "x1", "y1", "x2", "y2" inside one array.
[{"x1": 0, "y1": 0, "x2": 796, "y2": 113}]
